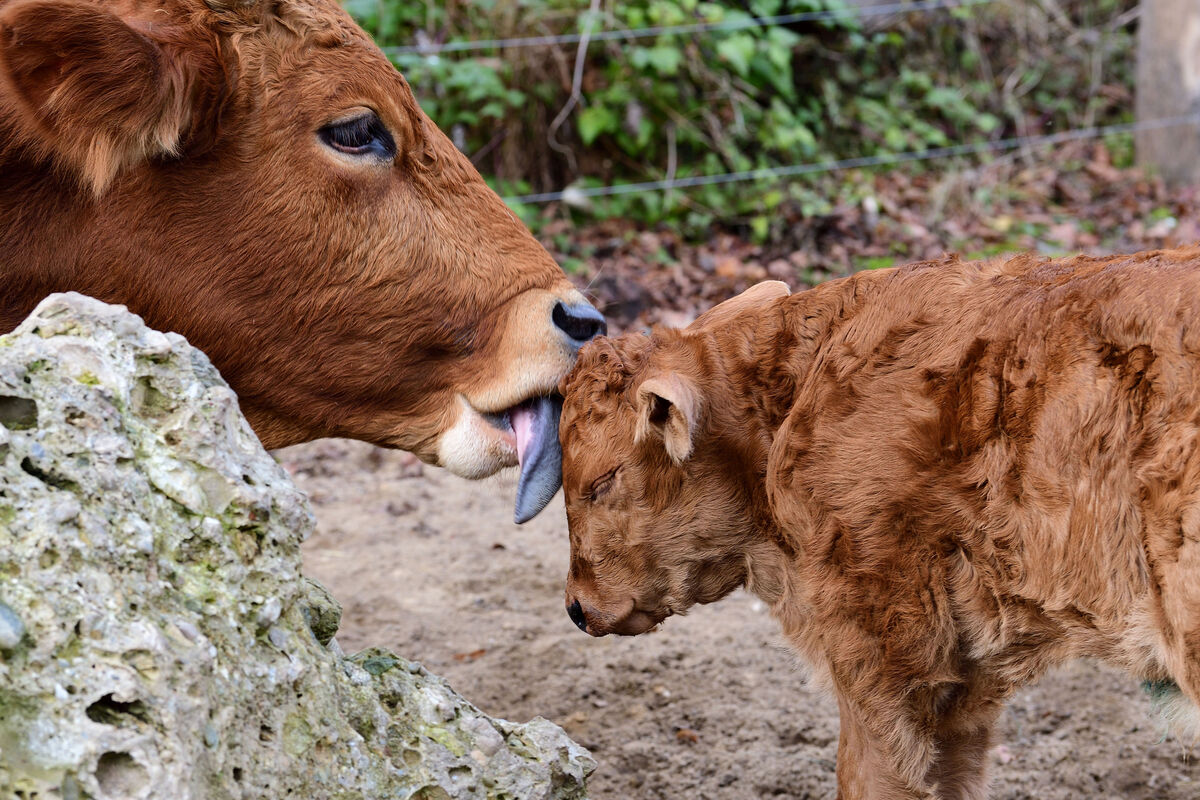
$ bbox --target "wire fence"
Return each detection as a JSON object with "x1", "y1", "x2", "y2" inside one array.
[
  {"x1": 504, "y1": 115, "x2": 1200, "y2": 205},
  {"x1": 385, "y1": 0, "x2": 998, "y2": 56},
  {"x1": 383, "y1": 1, "x2": 1173, "y2": 212}
]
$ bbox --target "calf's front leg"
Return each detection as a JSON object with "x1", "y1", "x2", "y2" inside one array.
[
  {"x1": 835, "y1": 688, "x2": 998, "y2": 800},
  {"x1": 925, "y1": 716, "x2": 994, "y2": 800},
  {"x1": 835, "y1": 694, "x2": 937, "y2": 800}
]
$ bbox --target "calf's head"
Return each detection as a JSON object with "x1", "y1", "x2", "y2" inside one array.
[
  {"x1": 0, "y1": 0, "x2": 602, "y2": 518},
  {"x1": 559, "y1": 283, "x2": 789, "y2": 635}
]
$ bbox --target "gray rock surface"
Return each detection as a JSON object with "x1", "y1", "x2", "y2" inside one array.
[{"x1": 0, "y1": 293, "x2": 594, "y2": 799}]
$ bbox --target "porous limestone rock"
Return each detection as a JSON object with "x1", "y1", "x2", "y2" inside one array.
[{"x1": 0, "y1": 293, "x2": 595, "y2": 800}]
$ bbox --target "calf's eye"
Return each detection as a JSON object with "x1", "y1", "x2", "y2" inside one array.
[
  {"x1": 588, "y1": 468, "x2": 619, "y2": 501},
  {"x1": 319, "y1": 112, "x2": 396, "y2": 159}
]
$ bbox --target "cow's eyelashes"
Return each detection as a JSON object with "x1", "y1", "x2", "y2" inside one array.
[
  {"x1": 588, "y1": 468, "x2": 619, "y2": 501},
  {"x1": 319, "y1": 113, "x2": 396, "y2": 159}
]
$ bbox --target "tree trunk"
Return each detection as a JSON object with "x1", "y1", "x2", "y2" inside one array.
[{"x1": 1137, "y1": 0, "x2": 1200, "y2": 185}]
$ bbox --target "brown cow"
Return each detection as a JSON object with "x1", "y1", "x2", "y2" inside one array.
[
  {"x1": 559, "y1": 249, "x2": 1200, "y2": 799},
  {"x1": 0, "y1": 0, "x2": 603, "y2": 521}
]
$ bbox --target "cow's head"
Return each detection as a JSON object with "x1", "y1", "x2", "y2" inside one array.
[
  {"x1": 558, "y1": 283, "x2": 790, "y2": 635},
  {"x1": 0, "y1": 0, "x2": 602, "y2": 519}
]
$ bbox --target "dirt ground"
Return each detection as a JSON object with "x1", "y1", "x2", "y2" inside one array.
[{"x1": 283, "y1": 439, "x2": 1200, "y2": 800}]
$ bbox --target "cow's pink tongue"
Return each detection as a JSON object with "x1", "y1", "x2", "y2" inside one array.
[
  {"x1": 510, "y1": 395, "x2": 564, "y2": 524},
  {"x1": 512, "y1": 404, "x2": 535, "y2": 465}
]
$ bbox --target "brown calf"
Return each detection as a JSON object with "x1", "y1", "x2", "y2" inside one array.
[
  {"x1": 0, "y1": 0, "x2": 602, "y2": 520},
  {"x1": 560, "y1": 249, "x2": 1200, "y2": 799}
]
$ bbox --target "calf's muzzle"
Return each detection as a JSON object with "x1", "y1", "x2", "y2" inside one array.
[{"x1": 564, "y1": 591, "x2": 663, "y2": 637}]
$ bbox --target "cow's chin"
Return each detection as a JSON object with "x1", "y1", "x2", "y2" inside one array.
[
  {"x1": 435, "y1": 394, "x2": 521, "y2": 479},
  {"x1": 585, "y1": 604, "x2": 669, "y2": 637},
  {"x1": 434, "y1": 284, "x2": 589, "y2": 479},
  {"x1": 611, "y1": 608, "x2": 667, "y2": 636}
]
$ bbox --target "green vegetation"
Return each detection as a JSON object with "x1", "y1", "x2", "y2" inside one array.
[{"x1": 348, "y1": 0, "x2": 1137, "y2": 240}]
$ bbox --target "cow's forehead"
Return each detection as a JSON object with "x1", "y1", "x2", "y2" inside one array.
[
  {"x1": 561, "y1": 331, "x2": 690, "y2": 464},
  {"x1": 562, "y1": 401, "x2": 625, "y2": 465},
  {"x1": 185, "y1": 0, "x2": 428, "y2": 141},
  {"x1": 562, "y1": 333, "x2": 654, "y2": 406},
  {"x1": 121, "y1": 0, "x2": 373, "y2": 51},
  {"x1": 560, "y1": 400, "x2": 631, "y2": 500}
]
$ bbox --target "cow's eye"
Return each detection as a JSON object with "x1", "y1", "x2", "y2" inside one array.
[
  {"x1": 588, "y1": 468, "x2": 619, "y2": 501},
  {"x1": 319, "y1": 113, "x2": 396, "y2": 159}
]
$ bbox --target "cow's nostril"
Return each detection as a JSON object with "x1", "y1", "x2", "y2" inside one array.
[
  {"x1": 553, "y1": 302, "x2": 607, "y2": 343},
  {"x1": 567, "y1": 599, "x2": 588, "y2": 632}
]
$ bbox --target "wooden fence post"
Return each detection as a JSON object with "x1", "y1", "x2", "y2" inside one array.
[{"x1": 1137, "y1": 0, "x2": 1200, "y2": 185}]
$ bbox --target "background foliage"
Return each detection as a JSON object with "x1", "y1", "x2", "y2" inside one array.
[{"x1": 345, "y1": 0, "x2": 1138, "y2": 240}]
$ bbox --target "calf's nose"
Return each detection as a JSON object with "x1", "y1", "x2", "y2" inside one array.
[
  {"x1": 553, "y1": 301, "x2": 606, "y2": 346},
  {"x1": 566, "y1": 599, "x2": 588, "y2": 633}
]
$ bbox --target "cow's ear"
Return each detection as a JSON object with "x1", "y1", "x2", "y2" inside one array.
[
  {"x1": 0, "y1": 0, "x2": 221, "y2": 194},
  {"x1": 689, "y1": 281, "x2": 790, "y2": 333},
  {"x1": 636, "y1": 373, "x2": 701, "y2": 464}
]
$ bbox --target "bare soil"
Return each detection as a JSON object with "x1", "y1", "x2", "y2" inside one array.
[{"x1": 284, "y1": 439, "x2": 1200, "y2": 799}]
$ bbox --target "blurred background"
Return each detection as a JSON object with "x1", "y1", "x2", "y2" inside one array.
[
  {"x1": 295, "y1": 5, "x2": 1200, "y2": 796},
  {"x1": 344, "y1": 0, "x2": 1199, "y2": 330}
]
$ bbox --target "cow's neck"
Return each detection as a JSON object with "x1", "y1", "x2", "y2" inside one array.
[
  {"x1": 0, "y1": 131, "x2": 88, "y2": 332},
  {"x1": 704, "y1": 270, "x2": 895, "y2": 433},
  {"x1": 693, "y1": 301, "x2": 807, "y2": 608},
  {"x1": 700, "y1": 270, "x2": 895, "y2": 608}
]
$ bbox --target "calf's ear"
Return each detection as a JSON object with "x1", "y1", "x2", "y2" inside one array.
[
  {"x1": 636, "y1": 373, "x2": 702, "y2": 464},
  {"x1": 689, "y1": 280, "x2": 790, "y2": 333},
  {"x1": 0, "y1": 0, "x2": 221, "y2": 194}
]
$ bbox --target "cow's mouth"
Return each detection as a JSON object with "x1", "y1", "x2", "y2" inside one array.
[
  {"x1": 482, "y1": 394, "x2": 564, "y2": 524},
  {"x1": 611, "y1": 607, "x2": 668, "y2": 636},
  {"x1": 581, "y1": 605, "x2": 668, "y2": 637}
]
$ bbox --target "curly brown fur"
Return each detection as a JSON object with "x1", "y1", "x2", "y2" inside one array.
[{"x1": 560, "y1": 249, "x2": 1200, "y2": 799}]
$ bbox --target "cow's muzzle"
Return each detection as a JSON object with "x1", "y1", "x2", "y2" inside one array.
[{"x1": 552, "y1": 301, "x2": 606, "y2": 346}]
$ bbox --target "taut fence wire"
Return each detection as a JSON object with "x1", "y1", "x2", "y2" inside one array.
[
  {"x1": 502, "y1": 115, "x2": 1200, "y2": 205},
  {"x1": 381, "y1": 1, "x2": 1174, "y2": 209}
]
